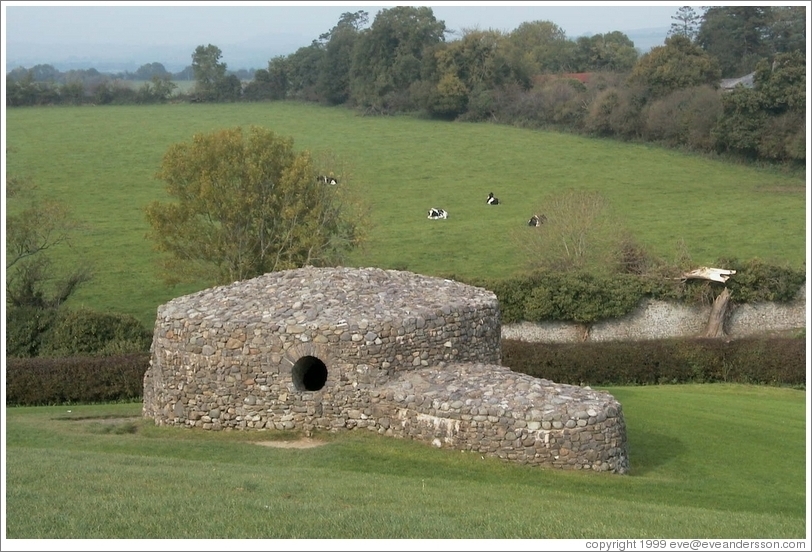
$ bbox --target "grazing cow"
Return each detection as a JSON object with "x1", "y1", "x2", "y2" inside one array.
[
  {"x1": 528, "y1": 214, "x2": 547, "y2": 227},
  {"x1": 427, "y1": 208, "x2": 448, "y2": 220},
  {"x1": 317, "y1": 175, "x2": 339, "y2": 185},
  {"x1": 486, "y1": 192, "x2": 500, "y2": 205}
]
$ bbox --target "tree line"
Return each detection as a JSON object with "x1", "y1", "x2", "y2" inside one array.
[{"x1": 5, "y1": 6, "x2": 805, "y2": 165}]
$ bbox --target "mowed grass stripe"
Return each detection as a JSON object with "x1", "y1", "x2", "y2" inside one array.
[{"x1": 5, "y1": 103, "x2": 806, "y2": 327}]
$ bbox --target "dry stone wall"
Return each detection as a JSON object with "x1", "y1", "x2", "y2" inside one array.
[{"x1": 144, "y1": 266, "x2": 629, "y2": 474}]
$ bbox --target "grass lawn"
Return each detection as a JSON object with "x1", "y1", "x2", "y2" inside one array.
[{"x1": 4, "y1": 383, "x2": 807, "y2": 539}]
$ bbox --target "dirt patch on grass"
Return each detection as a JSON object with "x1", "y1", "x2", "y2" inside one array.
[
  {"x1": 54, "y1": 414, "x2": 140, "y2": 423},
  {"x1": 253, "y1": 438, "x2": 327, "y2": 449}
]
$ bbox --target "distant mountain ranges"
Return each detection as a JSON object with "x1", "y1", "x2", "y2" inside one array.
[{"x1": 6, "y1": 27, "x2": 669, "y2": 74}]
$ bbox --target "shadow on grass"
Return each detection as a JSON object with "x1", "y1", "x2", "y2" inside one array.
[
  {"x1": 318, "y1": 428, "x2": 688, "y2": 484},
  {"x1": 52, "y1": 414, "x2": 144, "y2": 435},
  {"x1": 626, "y1": 428, "x2": 686, "y2": 476}
]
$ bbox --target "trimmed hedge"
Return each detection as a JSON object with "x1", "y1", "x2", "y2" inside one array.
[
  {"x1": 502, "y1": 336, "x2": 806, "y2": 387},
  {"x1": 6, "y1": 336, "x2": 804, "y2": 406},
  {"x1": 464, "y1": 260, "x2": 805, "y2": 324},
  {"x1": 5, "y1": 353, "x2": 150, "y2": 406}
]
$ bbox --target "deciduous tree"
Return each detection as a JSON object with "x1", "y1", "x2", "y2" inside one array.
[
  {"x1": 145, "y1": 126, "x2": 366, "y2": 285},
  {"x1": 317, "y1": 11, "x2": 369, "y2": 105},
  {"x1": 246, "y1": 56, "x2": 291, "y2": 100},
  {"x1": 435, "y1": 29, "x2": 510, "y2": 92},
  {"x1": 628, "y1": 35, "x2": 721, "y2": 98},
  {"x1": 507, "y1": 20, "x2": 576, "y2": 74},
  {"x1": 573, "y1": 32, "x2": 638, "y2": 72},
  {"x1": 284, "y1": 42, "x2": 325, "y2": 101},
  {"x1": 710, "y1": 49, "x2": 805, "y2": 163},
  {"x1": 135, "y1": 62, "x2": 171, "y2": 80},
  {"x1": 136, "y1": 75, "x2": 177, "y2": 103},
  {"x1": 5, "y1": 170, "x2": 92, "y2": 309},
  {"x1": 191, "y1": 44, "x2": 228, "y2": 100},
  {"x1": 350, "y1": 6, "x2": 446, "y2": 108}
]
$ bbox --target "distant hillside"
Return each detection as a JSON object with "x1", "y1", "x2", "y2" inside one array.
[
  {"x1": 625, "y1": 26, "x2": 669, "y2": 52},
  {"x1": 5, "y1": 32, "x2": 313, "y2": 73}
]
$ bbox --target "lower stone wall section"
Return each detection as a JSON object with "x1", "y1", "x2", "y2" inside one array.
[
  {"x1": 374, "y1": 364, "x2": 628, "y2": 473},
  {"x1": 150, "y1": 361, "x2": 628, "y2": 474}
]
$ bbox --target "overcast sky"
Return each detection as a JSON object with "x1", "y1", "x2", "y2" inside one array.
[{"x1": 4, "y1": 1, "x2": 684, "y2": 46}]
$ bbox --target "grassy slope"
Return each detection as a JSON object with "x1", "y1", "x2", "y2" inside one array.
[
  {"x1": 4, "y1": 384, "x2": 806, "y2": 539},
  {"x1": 5, "y1": 102, "x2": 807, "y2": 329}
]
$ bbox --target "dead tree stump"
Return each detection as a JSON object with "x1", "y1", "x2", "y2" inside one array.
[{"x1": 704, "y1": 287, "x2": 732, "y2": 338}]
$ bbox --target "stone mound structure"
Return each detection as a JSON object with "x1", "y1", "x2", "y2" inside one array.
[{"x1": 143, "y1": 266, "x2": 629, "y2": 474}]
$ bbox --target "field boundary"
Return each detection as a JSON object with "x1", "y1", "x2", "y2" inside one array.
[{"x1": 502, "y1": 286, "x2": 806, "y2": 343}]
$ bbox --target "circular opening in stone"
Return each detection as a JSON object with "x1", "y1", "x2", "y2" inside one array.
[{"x1": 291, "y1": 356, "x2": 328, "y2": 391}]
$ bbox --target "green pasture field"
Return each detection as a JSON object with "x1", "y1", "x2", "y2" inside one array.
[
  {"x1": 4, "y1": 384, "x2": 806, "y2": 539},
  {"x1": 4, "y1": 102, "x2": 807, "y2": 328}
]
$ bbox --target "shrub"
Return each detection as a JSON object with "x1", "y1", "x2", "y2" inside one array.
[
  {"x1": 39, "y1": 307, "x2": 152, "y2": 357},
  {"x1": 714, "y1": 257, "x2": 806, "y2": 303},
  {"x1": 722, "y1": 337, "x2": 806, "y2": 385},
  {"x1": 583, "y1": 83, "x2": 648, "y2": 139},
  {"x1": 5, "y1": 306, "x2": 59, "y2": 358},
  {"x1": 490, "y1": 83, "x2": 547, "y2": 128},
  {"x1": 605, "y1": 85, "x2": 648, "y2": 140},
  {"x1": 756, "y1": 111, "x2": 806, "y2": 162},
  {"x1": 683, "y1": 86, "x2": 724, "y2": 151},
  {"x1": 583, "y1": 87, "x2": 619, "y2": 136},
  {"x1": 643, "y1": 85, "x2": 722, "y2": 149},
  {"x1": 523, "y1": 271, "x2": 643, "y2": 324},
  {"x1": 458, "y1": 85, "x2": 495, "y2": 122},
  {"x1": 483, "y1": 272, "x2": 547, "y2": 324},
  {"x1": 522, "y1": 77, "x2": 588, "y2": 127},
  {"x1": 516, "y1": 188, "x2": 625, "y2": 274}
]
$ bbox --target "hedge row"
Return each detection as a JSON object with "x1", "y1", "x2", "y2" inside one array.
[
  {"x1": 460, "y1": 259, "x2": 806, "y2": 324},
  {"x1": 5, "y1": 353, "x2": 150, "y2": 406},
  {"x1": 502, "y1": 337, "x2": 806, "y2": 387},
  {"x1": 6, "y1": 336, "x2": 804, "y2": 406}
]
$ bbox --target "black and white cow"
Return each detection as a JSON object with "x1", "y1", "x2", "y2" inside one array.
[
  {"x1": 486, "y1": 192, "x2": 500, "y2": 205},
  {"x1": 317, "y1": 175, "x2": 339, "y2": 185},
  {"x1": 427, "y1": 208, "x2": 448, "y2": 220},
  {"x1": 528, "y1": 214, "x2": 547, "y2": 226}
]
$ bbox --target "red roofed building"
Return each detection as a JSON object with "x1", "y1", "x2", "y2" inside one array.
[{"x1": 562, "y1": 73, "x2": 591, "y2": 84}]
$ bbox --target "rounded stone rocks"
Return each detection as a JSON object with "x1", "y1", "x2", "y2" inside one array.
[
  {"x1": 143, "y1": 266, "x2": 501, "y2": 425},
  {"x1": 143, "y1": 266, "x2": 629, "y2": 474}
]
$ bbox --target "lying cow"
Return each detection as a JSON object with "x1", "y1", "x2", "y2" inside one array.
[
  {"x1": 487, "y1": 192, "x2": 500, "y2": 205},
  {"x1": 427, "y1": 208, "x2": 448, "y2": 220},
  {"x1": 317, "y1": 175, "x2": 339, "y2": 185},
  {"x1": 528, "y1": 214, "x2": 547, "y2": 226}
]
